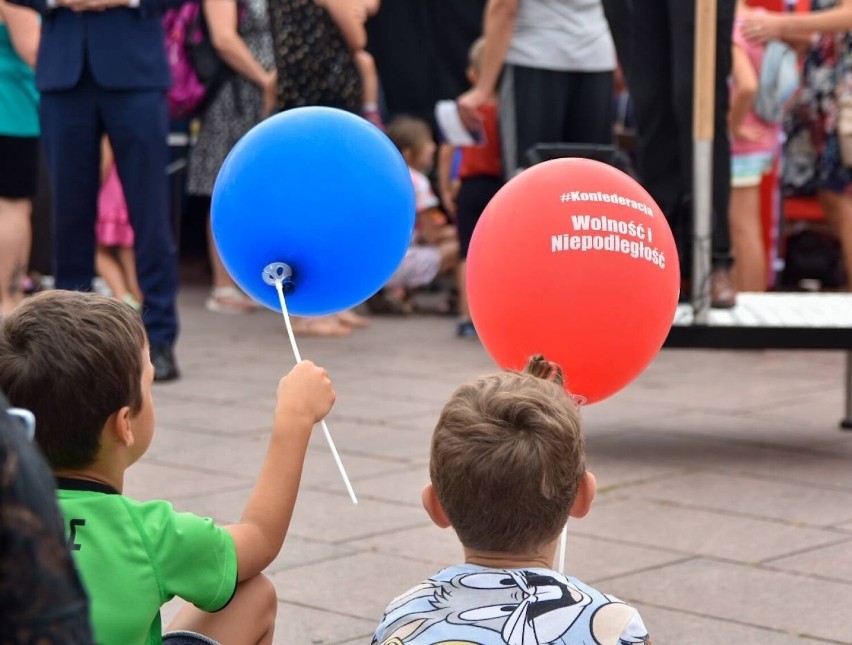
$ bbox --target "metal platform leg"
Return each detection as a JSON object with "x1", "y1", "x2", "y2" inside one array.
[{"x1": 843, "y1": 351, "x2": 852, "y2": 430}]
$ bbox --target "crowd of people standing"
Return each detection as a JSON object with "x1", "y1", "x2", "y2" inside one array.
[{"x1": 1, "y1": 0, "x2": 851, "y2": 377}]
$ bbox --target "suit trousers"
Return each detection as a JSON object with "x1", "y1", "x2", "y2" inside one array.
[
  {"x1": 611, "y1": 0, "x2": 736, "y2": 273},
  {"x1": 40, "y1": 65, "x2": 178, "y2": 346}
]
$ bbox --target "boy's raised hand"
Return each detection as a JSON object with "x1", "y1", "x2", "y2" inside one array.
[{"x1": 275, "y1": 360, "x2": 336, "y2": 427}]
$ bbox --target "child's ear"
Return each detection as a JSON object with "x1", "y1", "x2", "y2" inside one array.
[
  {"x1": 105, "y1": 406, "x2": 134, "y2": 448},
  {"x1": 466, "y1": 66, "x2": 477, "y2": 86},
  {"x1": 569, "y1": 471, "x2": 596, "y2": 519},
  {"x1": 421, "y1": 483, "x2": 452, "y2": 529}
]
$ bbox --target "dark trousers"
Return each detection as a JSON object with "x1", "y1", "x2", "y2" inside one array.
[
  {"x1": 499, "y1": 64, "x2": 614, "y2": 176},
  {"x1": 40, "y1": 66, "x2": 179, "y2": 346},
  {"x1": 606, "y1": 0, "x2": 736, "y2": 272}
]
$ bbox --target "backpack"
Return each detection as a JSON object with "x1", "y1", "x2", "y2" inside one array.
[
  {"x1": 754, "y1": 39, "x2": 800, "y2": 124},
  {"x1": 163, "y1": 2, "x2": 235, "y2": 120}
]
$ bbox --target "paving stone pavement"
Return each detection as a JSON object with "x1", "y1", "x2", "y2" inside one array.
[{"x1": 134, "y1": 286, "x2": 852, "y2": 645}]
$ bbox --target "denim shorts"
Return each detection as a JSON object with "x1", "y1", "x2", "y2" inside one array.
[{"x1": 162, "y1": 630, "x2": 221, "y2": 645}]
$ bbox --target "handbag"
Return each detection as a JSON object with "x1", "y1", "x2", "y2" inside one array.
[{"x1": 755, "y1": 40, "x2": 800, "y2": 123}]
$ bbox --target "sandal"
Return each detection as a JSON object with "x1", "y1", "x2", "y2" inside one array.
[{"x1": 205, "y1": 286, "x2": 259, "y2": 314}]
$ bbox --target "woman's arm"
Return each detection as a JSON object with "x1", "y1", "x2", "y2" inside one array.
[
  {"x1": 0, "y1": 0, "x2": 39, "y2": 68},
  {"x1": 316, "y1": 0, "x2": 367, "y2": 51},
  {"x1": 742, "y1": 0, "x2": 852, "y2": 41},
  {"x1": 204, "y1": 0, "x2": 277, "y2": 114},
  {"x1": 457, "y1": 0, "x2": 518, "y2": 131},
  {"x1": 728, "y1": 44, "x2": 759, "y2": 141}
]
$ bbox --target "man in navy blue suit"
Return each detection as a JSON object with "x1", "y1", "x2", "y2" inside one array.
[{"x1": 13, "y1": 0, "x2": 182, "y2": 380}]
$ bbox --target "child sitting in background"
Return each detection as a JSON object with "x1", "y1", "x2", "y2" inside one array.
[
  {"x1": 0, "y1": 290, "x2": 336, "y2": 645},
  {"x1": 372, "y1": 355, "x2": 652, "y2": 645},
  {"x1": 96, "y1": 137, "x2": 143, "y2": 311},
  {"x1": 372, "y1": 116, "x2": 458, "y2": 314},
  {"x1": 438, "y1": 37, "x2": 503, "y2": 337}
]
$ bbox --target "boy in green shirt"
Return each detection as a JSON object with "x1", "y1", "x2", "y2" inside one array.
[{"x1": 0, "y1": 290, "x2": 336, "y2": 645}]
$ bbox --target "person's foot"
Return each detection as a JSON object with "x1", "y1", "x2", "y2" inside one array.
[
  {"x1": 121, "y1": 293, "x2": 142, "y2": 311},
  {"x1": 205, "y1": 286, "x2": 258, "y2": 314},
  {"x1": 710, "y1": 268, "x2": 737, "y2": 309},
  {"x1": 456, "y1": 320, "x2": 477, "y2": 337},
  {"x1": 366, "y1": 289, "x2": 414, "y2": 315},
  {"x1": 292, "y1": 316, "x2": 353, "y2": 337},
  {"x1": 151, "y1": 345, "x2": 180, "y2": 382},
  {"x1": 335, "y1": 309, "x2": 371, "y2": 328}
]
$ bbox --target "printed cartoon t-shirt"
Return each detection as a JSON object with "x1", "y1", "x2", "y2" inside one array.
[{"x1": 372, "y1": 564, "x2": 649, "y2": 645}]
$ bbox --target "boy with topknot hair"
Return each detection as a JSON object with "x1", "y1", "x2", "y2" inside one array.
[{"x1": 372, "y1": 355, "x2": 652, "y2": 645}]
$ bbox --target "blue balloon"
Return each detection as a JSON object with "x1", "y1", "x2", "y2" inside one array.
[{"x1": 211, "y1": 107, "x2": 415, "y2": 315}]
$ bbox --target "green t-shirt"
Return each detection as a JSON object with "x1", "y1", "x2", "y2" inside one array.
[{"x1": 56, "y1": 478, "x2": 238, "y2": 645}]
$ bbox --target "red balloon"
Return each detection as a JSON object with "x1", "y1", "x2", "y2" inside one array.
[{"x1": 467, "y1": 158, "x2": 680, "y2": 404}]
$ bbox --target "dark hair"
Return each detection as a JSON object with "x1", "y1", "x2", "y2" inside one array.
[
  {"x1": 430, "y1": 355, "x2": 584, "y2": 553},
  {"x1": 385, "y1": 115, "x2": 433, "y2": 156},
  {"x1": 0, "y1": 291, "x2": 146, "y2": 470}
]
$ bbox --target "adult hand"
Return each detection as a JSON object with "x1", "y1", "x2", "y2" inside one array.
[
  {"x1": 261, "y1": 69, "x2": 278, "y2": 117},
  {"x1": 741, "y1": 11, "x2": 784, "y2": 44},
  {"x1": 732, "y1": 124, "x2": 763, "y2": 144},
  {"x1": 56, "y1": 0, "x2": 90, "y2": 11},
  {"x1": 457, "y1": 87, "x2": 488, "y2": 133},
  {"x1": 69, "y1": 0, "x2": 127, "y2": 11}
]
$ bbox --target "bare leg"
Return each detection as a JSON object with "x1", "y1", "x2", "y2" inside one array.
[
  {"x1": 207, "y1": 212, "x2": 235, "y2": 292},
  {"x1": 355, "y1": 50, "x2": 382, "y2": 127},
  {"x1": 355, "y1": 50, "x2": 379, "y2": 108},
  {"x1": 437, "y1": 238, "x2": 460, "y2": 274},
  {"x1": 166, "y1": 575, "x2": 277, "y2": 645},
  {"x1": 206, "y1": 214, "x2": 256, "y2": 312},
  {"x1": 456, "y1": 259, "x2": 469, "y2": 319},
  {"x1": 117, "y1": 246, "x2": 144, "y2": 304},
  {"x1": 96, "y1": 244, "x2": 130, "y2": 300},
  {"x1": 0, "y1": 197, "x2": 32, "y2": 315},
  {"x1": 818, "y1": 190, "x2": 852, "y2": 290},
  {"x1": 729, "y1": 185, "x2": 766, "y2": 291}
]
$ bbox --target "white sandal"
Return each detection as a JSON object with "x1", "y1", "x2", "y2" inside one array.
[{"x1": 205, "y1": 286, "x2": 259, "y2": 314}]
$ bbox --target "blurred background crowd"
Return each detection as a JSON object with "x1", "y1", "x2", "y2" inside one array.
[{"x1": 1, "y1": 0, "x2": 851, "y2": 381}]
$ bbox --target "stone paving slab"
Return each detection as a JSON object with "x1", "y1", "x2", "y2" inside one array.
[
  {"x1": 630, "y1": 603, "x2": 830, "y2": 644},
  {"x1": 607, "y1": 558, "x2": 852, "y2": 642},
  {"x1": 125, "y1": 286, "x2": 852, "y2": 644}
]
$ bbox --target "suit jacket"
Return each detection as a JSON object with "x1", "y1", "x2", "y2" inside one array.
[{"x1": 10, "y1": 0, "x2": 183, "y2": 91}]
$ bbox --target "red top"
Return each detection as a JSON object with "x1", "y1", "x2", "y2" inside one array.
[{"x1": 459, "y1": 102, "x2": 502, "y2": 179}]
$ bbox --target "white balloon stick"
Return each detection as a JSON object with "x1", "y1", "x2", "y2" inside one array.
[{"x1": 273, "y1": 277, "x2": 358, "y2": 505}]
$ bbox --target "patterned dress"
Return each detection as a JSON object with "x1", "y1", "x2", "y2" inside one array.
[
  {"x1": 186, "y1": 0, "x2": 275, "y2": 197},
  {"x1": 266, "y1": 0, "x2": 361, "y2": 113},
  {"x1": 783, "y1": 0, "x2": 852, "y2": 195}
]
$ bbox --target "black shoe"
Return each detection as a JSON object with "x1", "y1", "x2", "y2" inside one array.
[
  {"x1": 710, "y1": 268, "x2": 737, "y2": 309},
  {"x1": 456, "y1": 320, "x2": 477, "y2": 338},
  {"x1": 151, "y1": 345, "x2": 180, "y2": 382}
]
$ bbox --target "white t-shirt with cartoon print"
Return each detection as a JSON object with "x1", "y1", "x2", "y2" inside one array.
[{"x1": 372, "y1": 564, "x2": 649, "y2": 645}]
